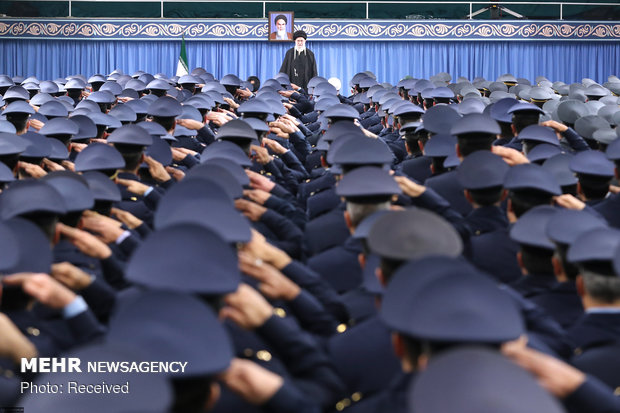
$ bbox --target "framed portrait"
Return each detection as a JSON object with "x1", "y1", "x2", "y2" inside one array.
[{"x1": 268, "y1": 11, "x2": 294, "y2": 42}]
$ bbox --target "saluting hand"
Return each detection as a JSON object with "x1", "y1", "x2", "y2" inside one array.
[
  {"x1": 246, "y1": 170, "x2": 276, "y2": 192},
  {"x1": 502, "y1": 342, "x2": 585, "y2": 399},
  {"x1": 235, "y1": 88, "x2": 253, "y2": 100},
  {"x1": 219, "y1": 284, "x2": 273, "y2": 330},
  {"x1": 71, "y1": 142, "x2": 88, "y2": 153},
  {"x1": 220, "y1": 358, "x2": 284, "y2": 405},
  {"x1": 2, "y1": 273, "x2": 77, "y2": 310},
  {"x1": 250, "y1": 145, "x2": 272, "y2": 165},
  {"x1": 223, "y1": 97, "x2": 240, "y2": 110},
  {"x1": 262, "y1": 138, "x2": 288, "y2": 155},
  {"x1": 278, "y1": 90, "x2": 295, "y2": 98},
  {"x1": 144, "y1": 155, "x2": 171, "y2": 183},
  {"x1": 51, "y1": 262, "x2": 93, "y2": 290},
  {"x1": 540, "y1": 120, "x2": 568, "y2": 134},
  {"x1": 491, "y1": 145, "x2": 530, "y2": 166},
  {"x1": 280, "y1": 114, "x2": 300, "y2": 125},
  {"x1": 42, "y1": 158, "x2": 65, "y2": 172},
  {"x1": 176, "y1": 118, "x2": 205, "y2": 130},
  {"x1": 0, "y1": 313, "x2": 38, "y2": 364},
  {"x1": 243, "y1": 189, "x2": 271, "y2": 205},
  {"x1": 238, "y1": 252, "x2": 300, "y2": 301},
  {"x1": 240, "y1": 229, "x2": 292, "y2": 270},
  {"x1": 165, "y1": 166, "x2": 185, "y2": 181},
  {"x1": 80, "y1": 210, "x2": 125, "y2": 244},
  {"x1": 206, "y1": 111, "x2": 230, "y2": 126},
  {"x1": 61, "y1": 160, "x2": 75, "y2": 172},
  {"x1": 394, "y1": 175, "x2": 426, "y2": 198},
  {"x1": 28, "y1": 119, "x2": 44, "y2": 131},
  {"x1": 17, "y1": 161, "x2": 47, "y2": 178},
  {"x1": 235, "y1": 199, "x2": 267, "y2": 222},
  {"x1": 57, "y1": 223, "x2": 112, "y2": 260},
  {"x1": 115, "y1": 178, "x2": 151, "y2": 196},
  {"x1": 553, "y1": 194, "x2": 586, "y2": 211},
  {"x1": 111, "y1": 207, "x2": 143, "y2": 229}
]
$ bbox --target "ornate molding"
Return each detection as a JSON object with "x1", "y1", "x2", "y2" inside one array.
[{"x1": 1, "y1": 19, "x2": 619, "y2": 41}]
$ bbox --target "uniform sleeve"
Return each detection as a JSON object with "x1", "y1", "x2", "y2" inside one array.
[
  {"x1": 116, "y1": 231, "x2": 142, "y2": 258},
  {"x1": 500, "y1": 285, "x2": 573, "y2": 360},
  {"x1": 285, "y1": 289, "x2": 339, "y2": 336},
  {"x1": 259, "y1": 209, "x2": 304, "y2": 259},
  {"x1": 100, "y1": 254, "x2": 128, "y2": 290},
  {"x1": 282, "y1": 261, "x2": 349, "y2": 323},
  {"x1": 131, "y1": 222, "x2": 152, "y2": 239},
  {"x1": 196, "y1": 125, "x2": 216, "y2": 145},
  {"x1": 78, "y1": 276, "x2": 117, "y2": 322},
  {"x1": 268, "y1": 159, "x2": 301, "y2": 197},
  {"x1": 286, "y1": 131, "x2": 312, "y2": 166},
  {"x1": 264, "y1": 193, "x2": 307, "y2": 230},
  {"x1": 563, "y1": 375, "x2": 620, "y2": 413},
  {"x1": 270, "y1": 182, "x2": 297, "y2": 205},
  {"x1": 256, "y1": 315, "x2": 346, "y2": 407},
  {"x1": 262, "y1": 380, "x2": 322, "y2": 413},
  {"x1": 408, "y1": 187, "x2": 464, "y2": 225},
  {"x1": 562, "y1": 127, "x2": 591, "y2": 153},
  {"x1": 277, "y1": 150, "x2": 309, "y2": 181},
  {"x1": 64, "y1": 304, "x2": 107, "y2": 345}
]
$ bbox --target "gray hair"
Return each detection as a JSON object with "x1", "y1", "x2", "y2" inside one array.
[
  {"x1": 346, "y1": 201, "x2": 390, "y2": 228},
  {"x1": 582, "y1": 270, "x2": 620, "y2": 304}
]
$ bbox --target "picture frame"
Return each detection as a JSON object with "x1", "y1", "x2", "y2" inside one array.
[{"x1": 268, "y1": 11, "x2": 294, "y2": 42}]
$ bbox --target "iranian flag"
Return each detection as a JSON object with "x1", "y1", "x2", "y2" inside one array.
[{"x1": 176, "y1": 35, "x2": 189, "y2": 77}]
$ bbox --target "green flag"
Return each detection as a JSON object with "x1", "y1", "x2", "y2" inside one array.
[{"x1": 176, "y1": 35, "x2": 189, "y2": 77}]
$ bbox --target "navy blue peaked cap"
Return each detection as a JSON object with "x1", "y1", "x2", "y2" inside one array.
[{"x1": 125, "y1": 223, "x2": 241, "y2": 294}]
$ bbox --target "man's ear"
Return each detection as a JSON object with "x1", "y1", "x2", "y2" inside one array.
[
  {"x1": 576, "y1": 275, "x2": 585, "y2": 298},
  {"x1": 53, "y1": 223, "x2": 62, "y2": 245},
  {"x1": 455, "y1": 143, "x2": 462, "y2": 159},
  {"x1": 500, "y1": 189, "x2": 508, "y2": 202},
  {"x1": 344, "y1": 210, "x2": 353, "y2": 232},
  {"x1": 464, "y1": 189, "x2": 473, "y2": 204},
  {"x1": 506, "y1": 197, "x2": 517, "y2": 223},
  {"x1": 391, "y1": 332, "x2": 406, "y2": 359},
  {"x1": 358, "y1": 253, "x2": 366, "y2": 269},
  {"x1": 204, "y1": 382, "x2": 220, "y2": 412},
  {"x1": 552, "y1": 255, "x2": 564, "y2": 278},
  {"x1": 375, "y1": 266, "x2": 386, "y2": 286},
  {"x1": 516, "y1": 251, "x2": 526, "y2": 274},
  {"x1": 576, "y1": 182, "x2": 585, "y2": 201}
]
